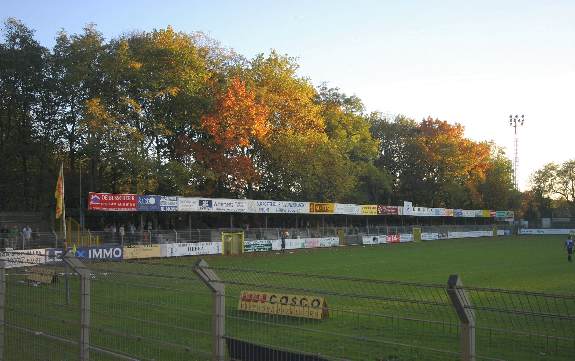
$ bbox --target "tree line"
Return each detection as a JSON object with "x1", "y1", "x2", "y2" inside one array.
[{"x1": 1, "y1": 18, "x2": 524, "y2": 215}]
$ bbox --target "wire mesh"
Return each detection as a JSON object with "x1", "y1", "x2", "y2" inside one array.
[
  {"x1": 1, "y1": 252, "x2": 572, "y2": 361},
  {"x1": 4, "y1": 251, "x2": 80, "y2": 360}
]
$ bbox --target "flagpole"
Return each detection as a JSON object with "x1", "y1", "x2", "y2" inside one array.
[{"x1": 62, "y1": 169, "x2": 67, "y2": 248}]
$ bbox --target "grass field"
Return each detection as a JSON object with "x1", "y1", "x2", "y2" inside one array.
[{"x1": 5, "y1": 235, "x2": 575, "y2": 361}]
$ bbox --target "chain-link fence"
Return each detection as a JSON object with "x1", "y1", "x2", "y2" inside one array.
[{"x1": 1, "y1": 252, "x2": 573, "y2": 361}]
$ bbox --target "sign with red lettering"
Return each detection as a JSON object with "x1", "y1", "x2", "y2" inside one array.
[
  {"x1": 378, "y1": 205, "x2": 398, "y2": 215},
  {"x1": 88, "y1": 192, "x2": 137, "y2": 211}
]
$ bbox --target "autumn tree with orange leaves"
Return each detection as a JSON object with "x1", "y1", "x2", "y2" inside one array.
[{"x1": 195, "y1": 78, "x2": 269, "y2": 194}]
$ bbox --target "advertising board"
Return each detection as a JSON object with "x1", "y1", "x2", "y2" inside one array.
[
  {"x1": 519, "y1": 229, "x2": 574, "y2": 235},
  {"x1": 162, "y1": 242, "x2": 221, "y2": 257},
  {"x1": 399, "y1": 233, "x2": 413, "y2": 243},
  {"x1": 360, "y1": 205, "x2": 378, "y2": 215},
  {"x1": 244, "y1": 240, "x2": 273, "y2": 252},
  {"x1": 238, "y1": 290, "x2": 328, "y2": 320},
  {"x1": 378, "y1": 205, "x2": 398, "y2": 215},
  {"x1": 88, "y1": 193, "x2": 137, "y2": 211},
  {"x1": 137, "y1": 195, "x2": 161, "y2": 211},
  {"x1": 123, "y1": 244, "x2": 161, "y2": 259},
  {"x1": 160, "y1": 196, "x2": 178, "y2": 211},
  {"x1": 309, "y1": 203, "x2": 335, "y2": 214},
  {"x1": 0, "y1": 248, "x2": 47, "y2": 268}
]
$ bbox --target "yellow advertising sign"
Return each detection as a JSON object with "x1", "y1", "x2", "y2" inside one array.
[
  {"x1": 309, "y1": 203, "x2": 335, "y2": 214},
  {"x1": 238, "y1": 290, "x2": 328, "y2": 320},
  {"x1": 360, "y1": 205, "x2": 378, "y2": 215},
  {"x1": 482, "y1": 210, "x2": 491, "y2": 218},
  {"x1": 123, "y1": 244, "x2": 161, "y2": 259}
]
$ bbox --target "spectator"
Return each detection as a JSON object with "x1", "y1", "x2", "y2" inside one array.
[
  {"x1": 119, "y1": 225, "x2": 125, "y2": 245},
  {"x1": 22, "y1": 225, "x2": 32, "y2": 247}
]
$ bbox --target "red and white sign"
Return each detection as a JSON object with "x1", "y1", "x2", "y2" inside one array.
[{"x1": 88, "y1": 192, "x2": 137, "y2": 211}]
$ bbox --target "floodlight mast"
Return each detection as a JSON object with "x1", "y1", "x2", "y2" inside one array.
[{"x1": 509, "y1": 114, "x2": 525, "y2": 189}]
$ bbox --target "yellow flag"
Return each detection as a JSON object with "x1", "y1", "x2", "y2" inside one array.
[{"x1": 55, "y1": 163, "x2": 64, "y2": 219}]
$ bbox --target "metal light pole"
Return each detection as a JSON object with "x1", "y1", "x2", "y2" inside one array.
[{"x1": 509, "y1": 114, "x2": 525, "y2": 189}]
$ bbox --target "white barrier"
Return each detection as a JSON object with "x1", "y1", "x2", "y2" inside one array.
[
  {"x1": 0, "y1": 248, "x2": 47, "y2": 268},
  {"x1": 160, "y1": 242, "x2": 221, "y2": 257},
  {"x1": 519, "y1": 229, "x2": 575, "y2": 235}
]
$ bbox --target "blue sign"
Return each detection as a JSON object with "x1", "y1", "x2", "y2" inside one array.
[
  {"x1": 137, "y1": 195, "x2": 161, "y2": 211},
  {"x1": 454, "y1": 209, "x2": 464, "y2": 217},
  {"x1": 45, "y1": 246, "x2": 123, "y2": 261},
  {"x1": 199, "y1": 199, "x2": 213, "y2": 210}
]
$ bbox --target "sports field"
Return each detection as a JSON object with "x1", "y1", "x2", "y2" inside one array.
[{"x1": 5, "y1": 235, "x2": 575, "y2": 361}]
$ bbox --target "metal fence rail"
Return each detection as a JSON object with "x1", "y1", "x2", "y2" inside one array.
[{"x1": 5, "y1": 224, "x2": 512, "y2": 250}]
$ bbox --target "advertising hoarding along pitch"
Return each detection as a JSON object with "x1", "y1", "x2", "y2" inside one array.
[
  {"x1": 123, "y1": 245, "x2": 161, "y2": 259},
  {"x1": 238, "y1": 290, "x2": 328, "y2": 320}
]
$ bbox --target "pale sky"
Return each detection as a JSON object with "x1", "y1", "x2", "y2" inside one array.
[{"x1": 3, "y1": 0, "x2": 574, "y2": 190}]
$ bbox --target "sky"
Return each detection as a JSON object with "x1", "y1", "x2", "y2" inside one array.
[{"x1": 3, "y1": 0, "x2": 575, "y2": 190}]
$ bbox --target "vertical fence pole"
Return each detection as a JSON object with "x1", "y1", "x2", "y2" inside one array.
[
  {"x1": 447, "y1": 274, "x2": 476, "y2": 361},
  {"x1": 194, "y1": 259, "x2": 225, "y2": 361},
  {"x1": 63, "y1": 253, "x2": 91, "y2": 361},
  {"x1": 0, "y1": 260, "x2": 5, "y2": 361}
]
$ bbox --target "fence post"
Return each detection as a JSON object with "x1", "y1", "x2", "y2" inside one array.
[
  {"x1": 63, "y1": 252, "x2": 91, "y2": 361},
  {"x1": 0, "y1": 260, "x2": 5, "y2": 361},
  {"x1": 447, "y1": 274, "x2": 476, "y2": 361},
  {"x1": 174, "y1": 229, "x2": 178, "y2": 243},
  {"x1": 193, "y1": 259, "x2": 225, "y2": 361}
]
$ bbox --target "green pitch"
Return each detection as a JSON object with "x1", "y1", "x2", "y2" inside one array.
[{"x1": 5, "y1": 235, "x2": 575, "y2": 361}]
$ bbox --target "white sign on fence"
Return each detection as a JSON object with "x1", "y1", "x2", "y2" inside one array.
[
  {"x1": 519, "y1": 229, "x2": 575, "y2": 235},
  {"x1": 161, "y1": 242, "x2": 221, "y2": 257},
  {"x1": 0, "y1": 248, "x2": 47, "y2": 268}
]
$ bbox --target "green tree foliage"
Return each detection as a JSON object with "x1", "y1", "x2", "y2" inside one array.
[
  {"x1": 0, "y1": 18, "x2": 518, "y2": 213},
  {"x1": 530, "y1": 160, "x2": 575, "y2": 216}
]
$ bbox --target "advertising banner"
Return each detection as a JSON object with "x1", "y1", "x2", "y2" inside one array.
[
  {"x1": 362, "y1": 235, "x2": 385, "y2": 245},
  {"x1": 386, "y1": 234, "x2": 400, "y2": 243},
  {"x1": 519, "y1": 229, "x2": 575, "y2": 235},
  {"x1": 162, "y1": 242, "x2": 221, "y2": 257},
  {"x1": 76, "y1": 245, "x2": 123, "y2": 260},
  {"x1": 0, "y1": 249, "x2": 47, "y2": 268},
  {"x1": 160, "y1": 196, "x2": 178, "y2": 211},
  {"x1": 454, "y1": 209, "x2": 464, "y2": 217},
  {"x1": 431, "y1": 208, "x2": 445, "y2": 217},
  {"x1": 285, "y1": 239, "x2": 306, "y2": 249},
  {"x1": 309, "y1": 203, "x2": 335, "y2": 214},
  {"x1": 334, "y1": 203, "x2": 361, "y2": 215},
  {"x1": 177, "y1": 197, "x2": 199, "y2": 212},
  {"x1": 123, "y1": 245, "x2": 161, "y2": 259},
  {"x1": 400, "y1": 234, "x2": 413, "y2": 243},
  {"x1": 137, "y1": 195, "x2": 161, "y2": 212},
  {"x1": 463, "y1": 210, "x2": 476, "y2": 218},
  {"x1": 197, "y1": 198, "x2": 250, "y2": 213},
  {"x1": 238, "y1": 290, "x2": 328, "y2": 320},
  {"x1": 482, "y1": 210, "x2": 491, "y2": 218},
  {"x1": 88, "y1": 193, "x2": 137, "y2": 211},
  {"x1": 403, "y1": 201, "x2": 413, "y2": 216},
  {"x1": 244, "y1": 240, "x2": 273, "y2": 253},
  {"x1": 378, "y1": 205, "x2": 398, "y2": 215},
  {"x1": 421, "y1": 232, "x2": 439, "y2": 241},
  {"x1": 496, "y1": 211, "x2": 514, "y2": 219},
  {"x1": 360, "y1": 205, "x2": 378, "y2": 215},
  {"x1": 276, "y1": 201, "x2": 309, "y2": 214},
  {"x1": 445, "y1": 209, "x2": 454, "y2": 217},
  {"x1": 48, "y1": 246, "x2": 124, "y2": 260},
  {"x1": 319, "y1": 237, "x2": 339, "y2": 247}
]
